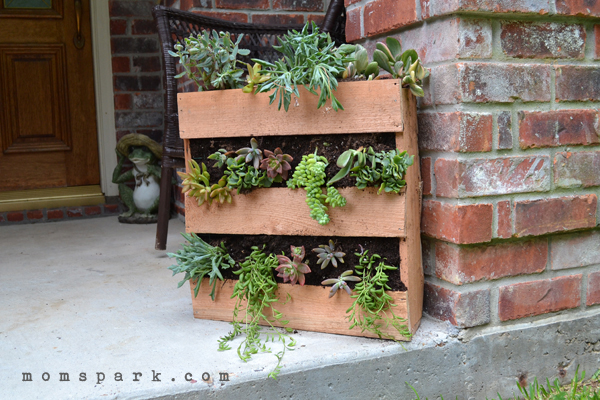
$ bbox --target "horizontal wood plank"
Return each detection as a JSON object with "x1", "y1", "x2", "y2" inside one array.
[
  {"x1": 178, "y1": 80, "x2": 404, "y2": 139},
  {"x1": 185, "y1": 186, "x2": 406, "y2": 237},
  {"x1": 191, "y1": 279, "x2": 410, "y2": 340}
]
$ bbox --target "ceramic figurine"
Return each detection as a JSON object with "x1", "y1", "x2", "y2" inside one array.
[{"x1": 112, "y1": 133, "x2": 162, "y2": 223}]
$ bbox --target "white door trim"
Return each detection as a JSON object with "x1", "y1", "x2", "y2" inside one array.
[{"x1": 90, "y1": 0, "x2": 118, "y2": 196}]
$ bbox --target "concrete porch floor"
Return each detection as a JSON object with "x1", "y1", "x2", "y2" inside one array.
[{"x1": 1, "y1": 217, "x2": 598, "y2": 400}]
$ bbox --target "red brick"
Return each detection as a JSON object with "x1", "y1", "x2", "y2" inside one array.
[
  {"x1": 460, "y1": 63, "x2": 552, "y2": 103},
  {"x1": 85, "y1": 206, "x2": 102, "y2": 216},
  {"x1": 421, "y1": 0, "x2": 550, "y2": 18},
  {"x1": 519, "y1": 110, "x2": 600, "y2": 149},
  {"x1": 7, "y1": 211, "x2": 24, "y2": 222},
  {"x1": 587, "y1": 271, "x2": 600, "y2": 306},
  {"x1": 424, "y1": 282, "x2": 490, "y2": 327},
  {"x1": 0, "y1": 214, "x2": 5, "y2": 223},
  {"x1": 551, "y1": 231, "x2": 600, "y2": 270},
  {"x1": 554, "y1": 151, "x2": 600, "y2": 188},
  {"x1": 345, "y1": 0, "x2": 360, "y2": 5},
  {"x1": 132, "y1": 56, "x2": 161, "y2": 73},
  {"x1": 111, "y1": 37, "x2": 159, "y2": 54},
  {"x1": 498, "y1": 275, "x2": 582, "y2": 321},
  {"x1": 400, "y1": 18, "x2": 492, "y2": 64},
  {"x1": 345, "y1": 7, "x2": 361, "y2": 42},
  {"x1": 556, "y1": 66, "x2": 600, "y2": 101},
  {"x1": 434, "y1": 159, "x2": 459, "y2": 198},
  {"x1": 47, "y1": 209, "x2": 64, "y2": 220},
  {"x1": 500, "y1": 22, "x2": 586, "y2": 59},
  {"x1": 66, "y1": 207, "x2": 83, "y2": 218},
  {"x1": 497, "y1": 200, "x2": 512, "y2": 239},
  {"x1": 112, "y1": 56, "x2": 130, "y2": 73},
  {"x1": 435, "y1": 156, "x2": 550, "y2": 198},
  {"x1": 180, "y1": 0, "x2": 212, "y2": 10},
  {"x1": 131, "y1": 19, "x2": 157, "y2": 35},
  {"x1": 215, "y1": 0, "x2": 269, "y2": 9},
  {"x1": 497, "y1": 111, "x2": 513, "y2": 150},
  {"x1": 110, "y1": 19, "x2": 127, "y2": 35},
  {"x1": 273, "y1": 0, "x2": 323, "y2": 11},
  {"x1": 193, "y1": 11, "x2": 249, "y2": 23},
  {"x1": 363, "y1": 0, "x2": 417, "y2": 37},
  {"x1": 114, "y1": 94, "x2": 131, "y2": 110},
  {"x1": 435, "y1": 240, "x2": 547, "y2": 285},
  {"x1": 175, "y1": 204, "x2": 186, "y2": 216},
  {"x1": 421, "y1": 157, "x2": 432, "y2": 196},
  {"x1": 306, "y1": 14, "x2": 324, "y2": 25},
  {"x1": 515, "y1": 195, "x2": 597, "y2": 237},
  {"x1": 252, "y1": 14, "x2": 304, "y2": 25},
  {"x1": 109, "y1": 1, "x2": 153, "y2": 17},
  {"x1": 422, "y1": 200, "x2": 493, "y2": 244},
  {"x1": 556, "y1": 0, "x2": 600, "y2": 16},
  {"x1": 596, "y1": 25, "x2": 600, "y2": 60},
  {"x1": 26, "y1": 210, "x2": 44, "y2": 220},
  {"x1": 104, "y1": 204, "x2": 120, "y2": 214},
  {"x1": 418, "y1": 112, "x2": 492, "y2": 153}
]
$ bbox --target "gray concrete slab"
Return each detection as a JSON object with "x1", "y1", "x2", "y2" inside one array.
[{"x1": 1, "y1": 217, "x2": 598, "y2": 400}]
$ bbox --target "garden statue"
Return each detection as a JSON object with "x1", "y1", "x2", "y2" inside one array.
[{"x1": 112, "y1": 133, "x2": 162, "y2": 223}]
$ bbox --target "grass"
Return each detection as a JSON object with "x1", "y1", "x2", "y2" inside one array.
[{"x1": 408, "y1": 367, "x2": 600, "y2": 400}]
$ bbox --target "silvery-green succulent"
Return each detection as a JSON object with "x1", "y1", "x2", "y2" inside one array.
[
  {"x1": 312, "y1": 239, "x2": 345, "y2": 269},
  {"x1": 321, "y1": 270, "x2": 361, "y2": 298}
]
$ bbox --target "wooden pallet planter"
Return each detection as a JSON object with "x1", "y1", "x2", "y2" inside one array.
[{"x1": 179, "y1": 79, "x2": 423, "y2": 340}]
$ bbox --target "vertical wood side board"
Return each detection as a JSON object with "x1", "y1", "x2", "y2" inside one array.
[{"x1": 179, "y1": 81, "x2": 423, "y2": 340}]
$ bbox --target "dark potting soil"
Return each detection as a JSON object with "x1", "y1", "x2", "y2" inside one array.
[
  {"x1": 188, "y1": 132, "x2": 397, "y2": 189},
  {"x1": 199, "y1": 234, "x2": 407, "y2": 292}
]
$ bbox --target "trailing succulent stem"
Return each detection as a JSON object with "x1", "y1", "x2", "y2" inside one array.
[
  {"x1": 329, "y1": 147, "x2": 414, "y2": 194},
  {"x1": 218, "y1": 246, "x2": 295, "y2": 379},
  {"x1": 276, "y1": 245, "x2": 311, "y2": 285},
  {"x1": 346, "y1": 248, "x2": 410, "y2": 340},
  {"x1": 249, "y1": 21, "x2": 354, "y2": 111},
  {"x1": 170, "y1": 30, "x2": 250, "y2": 91},
  {"x1": 167, "y1": 233, "x2": 235, "y2": 300},
  {"x1": 287, "y1": 150, "x2": 346, "y2": 225},
  {"x1": 321, "y1": 270, "x2": 361, "y2": 298},
  {"x1": 312, "y1": 239, "x2": 345, "y2": 269}
]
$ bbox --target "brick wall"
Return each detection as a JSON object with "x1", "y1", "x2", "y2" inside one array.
[
  {"x1": 164, "y1": 0, "x2": 328, "y2": 25},
  {"x1": 346, "y1": 0, "x2": 600, "y2": 328}
]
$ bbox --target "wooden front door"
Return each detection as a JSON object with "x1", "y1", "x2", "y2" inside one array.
[{"x1": 0, "y1": 0, "x2": 100, "y2": 191}]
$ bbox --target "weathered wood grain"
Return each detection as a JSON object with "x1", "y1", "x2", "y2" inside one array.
[
  {"x1": 178, "y1": 80, "x2": 404, "y2": 139},
  {"x1": 191, "y1": 279, "x2": 410, "y2": 341}
]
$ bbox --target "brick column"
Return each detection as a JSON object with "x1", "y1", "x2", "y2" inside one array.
[{"x1": 346, "y1": 0, "x2": 600, "y2": 328}]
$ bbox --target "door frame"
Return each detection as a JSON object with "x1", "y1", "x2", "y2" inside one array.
[{"x1": 91, "y1": 0, "x2": 118, "y2": 196}]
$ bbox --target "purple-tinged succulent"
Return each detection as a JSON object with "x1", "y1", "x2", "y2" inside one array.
[
  {"x1": 236, "y1": 138, "x2": 263, "y2": 169},
  {"x1": 321, "y1": 270, "x2": 361, "y2": 298},
  {"x1": 312, "y1": 239, "x2": 345, "y2": 269},
  {"x1": 276, "y1": 245, "x2": 311, "y2": 286},
  {"x1": 260, "y1": 148, "x2": 293, "y2": 181}
]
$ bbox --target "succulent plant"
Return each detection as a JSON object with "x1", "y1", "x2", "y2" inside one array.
[
  {"x1": 209, "y1": 177, "x2": 233, "y2": 204},
  {"x1": 321, "y1": 270, "x2": 361, "y2": 298},
  {"x1": 235, "y1": 138, "x2": 263, "y2": 169},
  {"x1": 242, "y1": 63, "x2": 271, "y2": 94},
  {"x1": 312, "y1": 239, "x2": 345, "y2": 269},
  {"x1": 378, "y1": 149, "x2": 414, "y2": 194},
  {"x1": 373, "y1": 37, "x2": 428, "y2": 97},
  {"x1": 287, "y1": 150, "x2": 346, "y2": 225},
  {"x1": 170, "y1": 30, "x2": 250, "y2": 91},
  {"x1": 341, "y1": 44, "x2": 380, "y2": 81},
  {"x1": 276, "y1": 245, "x2": 311, "y2": 286},
  {"x1": 328, "y1": 146, "x2": 376, "y2": 185},
  {"x1": 260, "y1": 148, "x2": 293, "y2": 181},
  {"x1": 208, "y1": 149, "x2": 235, "y2": 168},
  {"x1": 177, "y1": 159, "x2": 213, "y2": 206}
]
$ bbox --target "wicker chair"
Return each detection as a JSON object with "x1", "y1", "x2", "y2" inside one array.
[{"x1": 153, "y1": 2, "x2": 347, "y2": 250}]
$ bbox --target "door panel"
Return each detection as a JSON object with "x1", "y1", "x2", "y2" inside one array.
[
  {"x1": 0, "y1": 0, "x2": 99, "y2": 191},
  {"x1": 1, "y1": 45, "x2": 71, "y2": 153}
]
